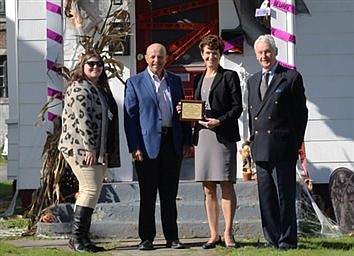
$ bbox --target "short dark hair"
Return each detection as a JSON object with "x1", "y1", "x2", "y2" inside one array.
[{"x1": 199, "y1": 34, "x2": 224, "y2": 55}]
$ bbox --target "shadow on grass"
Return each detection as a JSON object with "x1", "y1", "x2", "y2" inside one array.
[
  {"x1": 83, "y1": 237, "x2": 354, "y2": 253},
  {"x1": 226, "y1": 237, "x2": 354, "y2": 250},
  {"x1": 108, "y1": 241, "x2": 206, "y2": 251},
  {"x1": 299, "y1": 239, "x2": 354, "y2": 250},
  {"x1": 235, "y1": 241, "x2": 261, "y2": 248}
]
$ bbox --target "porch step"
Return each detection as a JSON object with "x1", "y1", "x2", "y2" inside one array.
[{"x1": 36, "y1": 180, "x2": 262, "y2": 238}]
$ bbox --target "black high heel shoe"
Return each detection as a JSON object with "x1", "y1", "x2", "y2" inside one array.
[{"x1": 202, "y1": 236, "x2": 222, "y2": 249}]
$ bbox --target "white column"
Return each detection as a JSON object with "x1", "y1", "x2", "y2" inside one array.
[
  {"x1": 270, "y1": 0, "x2": 296, "y2": 69},
  {"x1": 46, "y1": 0, "x2": 64, "y2": 121}
]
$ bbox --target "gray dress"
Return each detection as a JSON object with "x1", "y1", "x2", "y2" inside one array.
[{"x1": 195, "y1": 76, "x2": 237, "y2": 182}]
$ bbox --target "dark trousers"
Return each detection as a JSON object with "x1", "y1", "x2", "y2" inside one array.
[
  {"x1": 135, "y1": 133, "x2": 182, "y2": 242},
  {"x1": 256, "y1": 160, "x2": 297, "y2": 248}
]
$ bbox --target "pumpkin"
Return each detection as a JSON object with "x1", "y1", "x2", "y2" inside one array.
[{"x1": 41, "y1": 213, "x2": 55, "y2": 223}]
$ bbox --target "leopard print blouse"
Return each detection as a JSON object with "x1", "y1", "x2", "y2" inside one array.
[{"x1": 58, "y1": 80, "x2": 108, "y2": 165}]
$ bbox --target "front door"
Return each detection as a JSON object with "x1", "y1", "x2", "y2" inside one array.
[{"x1": 135, "y1": 0, "x2": 219, "y2": 99}]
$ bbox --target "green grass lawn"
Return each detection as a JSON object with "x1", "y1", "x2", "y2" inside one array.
[
  {"x1": 216, "y1": 236, "x2": 354, "y2": 255},
  {"x1": 0, "y1": 236, "x2": 353, "y2": 256},
  {"x1": 0, "y1": 181, "x2": 12, "y2": 198},
  {"x1": 0, "y1": 242, "x2": 97, "y2": 256}
]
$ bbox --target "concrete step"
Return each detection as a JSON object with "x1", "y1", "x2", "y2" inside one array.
[
  {"x1": 51, "y1": 200, "x2": 260, "y2": 223},
  {"x1": 98, "y1": 180, "x2": 259, "y2": 203},
  {"x1": 36, "y1": 180, "x2": 262, "y2": 238}
]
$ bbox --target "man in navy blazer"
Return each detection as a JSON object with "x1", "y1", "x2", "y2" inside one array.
[
  {"x1": 247, "y1": 35, "x2": 308, "y2": 249},
  {"x1": 124, "y1": 43, "x2": 193, "y2": 250}
]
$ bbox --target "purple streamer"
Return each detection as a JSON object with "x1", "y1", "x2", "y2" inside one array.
[
  {"x1": 46, "y1": 1, "x2": 62, "y2": 15},
  {"x1": 224, "y1": 36, "x2": 244, "y2": 51},
  {"x1": 48, "y1": 87, "x2": 63, "y2": 100},
  {"x1": 47, "y1": 111, "x2": 58, "y2": 121},
  {"x1": 47, "y1": 60, "x2": 61, "y2": 73},
  {"x1": 278, "y1": 60, "x2": 296, "y2": 70},
  {"x1": 47, "y1": 29, "x2": 63, "y2": 44},
  {"x1": 271, "y1": 27, "x2": 296, "y2": 43},
  {"x1": 270, "y1": 0, "x2": 295, "y2": 14}
]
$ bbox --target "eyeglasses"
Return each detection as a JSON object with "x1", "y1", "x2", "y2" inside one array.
[{"x1": 85, "y1": 61, "x2": 104, "y2": 68}]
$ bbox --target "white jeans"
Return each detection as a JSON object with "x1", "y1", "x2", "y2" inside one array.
[{"x1": 64, "y1": 154, "x2": 107, "y2": 209}]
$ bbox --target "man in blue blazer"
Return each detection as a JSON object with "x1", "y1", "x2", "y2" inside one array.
[
  {"x1": 124, "y1": 43, "x2": 193, "y2": 250},
  {"x1": 247, "y1": 35, "x2": 308, "y2": 249}
]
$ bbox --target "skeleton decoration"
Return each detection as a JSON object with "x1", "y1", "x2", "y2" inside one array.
[{"x1": 329, "y1": 167, "x2": 354, "y2": 233}]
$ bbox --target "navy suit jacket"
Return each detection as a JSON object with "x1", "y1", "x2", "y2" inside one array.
[
  {"x1": 247, "y1": 64, "x2": 308, "y2": 162},
  {"x1": 124, "y1": 68, "x2": 192, "y2": 159}
]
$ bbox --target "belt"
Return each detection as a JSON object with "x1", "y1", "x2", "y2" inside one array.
[{"x1": 161, "y1": 126, "x2": 172, "y2": 135}]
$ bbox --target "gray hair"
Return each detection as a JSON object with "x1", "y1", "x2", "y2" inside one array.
[{"x1": 254, "y1": 34, "x2": 278, "y2": 52}]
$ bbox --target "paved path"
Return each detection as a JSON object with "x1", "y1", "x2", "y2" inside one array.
[{"x1": 7, "y1": 237, "x2": 222, "y2": 256}]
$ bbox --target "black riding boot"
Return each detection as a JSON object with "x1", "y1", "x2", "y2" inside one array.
[
  {"x1": 83, "y1": 208, "x2": 105, "y2": 252},
  {"x1": 69, "y1": 205, "x2": 104, "y2": 252}
]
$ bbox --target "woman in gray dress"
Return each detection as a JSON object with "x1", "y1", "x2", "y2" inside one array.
[{"x1": 193, "y1": 35, "x2": 243, "y2": 249}]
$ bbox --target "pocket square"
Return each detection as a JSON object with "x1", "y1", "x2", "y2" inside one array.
[{"x1": 275, "y1": 88, "x2": 284, "y2": 93}]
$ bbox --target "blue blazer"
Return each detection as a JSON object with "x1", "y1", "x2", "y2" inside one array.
[{"x1": 124, "y1": 68, "x2": 192, "y2": 159}]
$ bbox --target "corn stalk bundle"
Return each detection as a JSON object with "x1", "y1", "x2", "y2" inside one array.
[{"x1": 25, "y1": 0, "x2": 127, "y2": 235}]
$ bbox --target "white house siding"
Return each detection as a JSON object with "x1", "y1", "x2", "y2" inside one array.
[
  {"x1": 296, "y1": 0, "x2": 354, "y2": 183},
  {"x1": 17, "y1": 0, "x2": 48, "y2": 189},
  {"x1": 6, "y1": 0, "x2": 354, "y2": 190},
  {"x1": 6, "y1": 0, "x2": 48, "y2": 188}
]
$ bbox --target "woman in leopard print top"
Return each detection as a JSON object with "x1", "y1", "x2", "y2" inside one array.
[{"x1": 58, "y1": 51, "x2": 120, "y2": 252}]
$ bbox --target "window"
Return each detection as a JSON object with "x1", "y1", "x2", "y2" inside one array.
[
  {"x1": 0, "y1": 55, "x2": 7, "y2": 98},
  {"x1": 0, "y1": 0, "x2": 5, "y2": 18}
]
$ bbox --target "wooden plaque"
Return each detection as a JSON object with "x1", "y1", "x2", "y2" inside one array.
[{"x1": 179, "y1": 100, "x2": 205, "y2": 121}]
